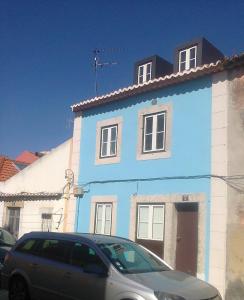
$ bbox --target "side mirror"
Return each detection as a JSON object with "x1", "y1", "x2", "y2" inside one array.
[{"x1": 83, "y1": 264, "x2": 108, "y2": 277}]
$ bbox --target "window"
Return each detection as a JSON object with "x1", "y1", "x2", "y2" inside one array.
[
  {"x1": 39, "y1": 239, "x2": 72, "y2": 263},
  {"x1": 0, "y1": 228, "x2": 16, "y2": 246},
  {"x1": 100, "y1": 125, "x2": 118, "y2": 158},
  {"x1": 99, "y1": 242, "x2": 169, "y2": 274},
  {"x1": 95, "y1": 203, "x2": 112, "y2": 235},
  {"x1": 15, "y1": 239, "x2": 40, "y2": 255},
  {"x1": 95, "y1": 117, "x2": 122, "y2": 165},
  {"x1": 179, "y1": 46, "x2": 197, "y2": 72},
  {"x1": 70, "y1": 242, "x2": 106, "y2": 270},
  {"x1": 143, "y1": 112, "x2": 166, "y2": 153},
  {"x1": 7, "y1": 207, "x2": 20, "y2": 239},
  {"x1": 90, "y1": 196, "x2": 117, "y2": 235},
  {"x1": 41, "y1": 213, "x2": 53, "y2": 232},
  {"x1": 137, "y1": 103, "x2": 172, "y2": 161},
  {"x1": 138, "y1": 62, "x2": 152, "y2": 84},
  {"x1": 137, "y1": 205, "x2": 165, "y2": 241}
]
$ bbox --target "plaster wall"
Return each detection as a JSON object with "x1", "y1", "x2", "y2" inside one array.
[
  {"x1": 76, "y1": 77, "x2": 212, "y2": 280},
  {"x1": 0, "y1": 139, "x2": 72, "y2": 193},
  {"x1": 0, "y1": 199, "x2": 65, "y2": 237},
  {"x1": 65, "y1": 112, "x2": 82, "y2": 232},
  {"x1": 0, "y1": 139, "x2": 72, "y2": 237},
  {"x1": 210, "y1": 71, "x2": 228, "y2": 297},
  {"x1": 225, "y1": 66, "x2": 244, "y2": 300}
]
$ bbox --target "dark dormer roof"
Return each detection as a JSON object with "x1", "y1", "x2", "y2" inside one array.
[
  {"x1": 174, "y1": 37, "x2": 224, "y2": 73},
  {"x1": 134, "y1": 55, "x2": 173, "y2": 84}
]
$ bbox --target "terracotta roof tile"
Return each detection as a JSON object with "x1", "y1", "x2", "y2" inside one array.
[
  {"x1": 0, "y1": 156, "x2": 19, "y2": 182},
  {"x1": 16, "y1": 151, "x2": 39, "y2": 164}
]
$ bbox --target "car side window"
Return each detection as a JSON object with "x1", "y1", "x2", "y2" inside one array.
[
  {"x1": 70, "y1": 242, "x2": 105, "y2": 270},
  {"x1": 39, "y1": 239, "x2": 72, "y2": 264},
  {"x1": 15, "y1": 239, "x2": 40, "y2": 255}
]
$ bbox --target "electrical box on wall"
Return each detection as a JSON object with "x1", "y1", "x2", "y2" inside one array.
[{"x1": 73, "y1": 185, "x2": 84, "y2": 197}]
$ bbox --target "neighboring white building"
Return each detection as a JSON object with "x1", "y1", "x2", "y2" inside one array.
[{"x1": 0, "y1": 139, "x2": 73, "y2": 238}]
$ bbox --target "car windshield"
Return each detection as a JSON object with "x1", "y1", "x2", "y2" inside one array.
[
  {"x1": 98, "y1": 242, "x2": 170, "y2": 274},
  {"x1": 0, "y1": 229, "x2": 16, "y2": 246}
]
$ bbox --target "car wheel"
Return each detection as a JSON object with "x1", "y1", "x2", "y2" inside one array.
[{"x1": 9, "y1": 277, "x2": 29, "y2": 300}]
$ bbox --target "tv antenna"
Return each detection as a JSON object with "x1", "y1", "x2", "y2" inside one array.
[{"x1": 93, "y1": 48, "x2": 118, "y2": 96}]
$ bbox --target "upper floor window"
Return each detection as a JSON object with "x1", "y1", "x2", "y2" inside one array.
[
  {"x1": 95, "y1": 117, "x2": 122, "y2": 165},
  {"x1": 137, "y1": 103, "x2": 172, "y2": 161},
  {"x1": 143, "y1": 112, "x2": 166, "y2": 153},
  {"x1": 179, "y1": 46, "x2": 197, "y2": 72},
  {"x1": 138, "y1": 62, "x2": 152, "y2": 84},
  {"x1": 100, "y1": 125, "x2": 118, "y2": 158}
]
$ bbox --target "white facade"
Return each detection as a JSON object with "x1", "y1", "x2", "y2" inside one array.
[{"x1": 0, "y1": 139, "x2": 73, "y2": 238}]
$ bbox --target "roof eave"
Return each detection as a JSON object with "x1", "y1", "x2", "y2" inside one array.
[{"x1": 71, "y1": 61, "x2": 223, "y2": 112}]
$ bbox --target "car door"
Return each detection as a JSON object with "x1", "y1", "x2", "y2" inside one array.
[
  {"x1": 60, "y1": 242, "x2": 109, "y2": 300},
  {"x1": 30, "y1": 238, "x2": 73, "y2": 300}
]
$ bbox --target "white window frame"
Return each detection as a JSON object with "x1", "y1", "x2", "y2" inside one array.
[
  {"x1": 143, "y1": 112, "x2": 166, "y2": 153},
  {"x1": 179, "y1": 46, "x2": 197, "y2": 72},
  {"x1": 95, "y1": 117, "x2": 122, "y2": 165},
  {"x1": 100, "y1": 125, "x2": 118, "y2": 158},
  {"x1": 138, "y1": 62, "x2": 152, "y2": 84},
  {"x1": 137, "y1": 204, "x2": 165, "y2": 241},
  {"x1": 95, "y1": 203, "x2": 112, "y2": 235}
]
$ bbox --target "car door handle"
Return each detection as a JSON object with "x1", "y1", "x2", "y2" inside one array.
[{"x1": 63, "y1": 272, "x2": 72, "y2": 279}]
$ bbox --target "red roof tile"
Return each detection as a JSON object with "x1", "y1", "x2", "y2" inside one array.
[
  {"x1": 0, "y1": 156, "x2": 19, "y2": 182},
  {"x1": 16, "y1": 151, "x2": 39, "y2": 164}
]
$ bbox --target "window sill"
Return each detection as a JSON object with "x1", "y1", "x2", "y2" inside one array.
[{"x1": 137, "y1": 150, "x2": 171, "y2": 161}]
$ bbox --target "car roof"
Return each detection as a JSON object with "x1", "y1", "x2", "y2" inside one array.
[{"x1": 20, "y1": 232, "x2": 132, "y2": 245}]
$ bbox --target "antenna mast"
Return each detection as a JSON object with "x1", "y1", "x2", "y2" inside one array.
[{"x1": 93, "y1": 48, "x2": 117, "y2": 96}]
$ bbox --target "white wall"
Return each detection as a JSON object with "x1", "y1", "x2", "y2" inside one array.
[
  {"x1": 0, "y1": 139, "x2": 72, "y2": 194},
  {"x1": 0, "y1": 139, "x2": 72, "y2": 237}
]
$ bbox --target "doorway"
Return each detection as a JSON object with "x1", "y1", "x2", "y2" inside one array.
[{"x1": 175, "y1": 203, "x2": 198, "y2": 276}]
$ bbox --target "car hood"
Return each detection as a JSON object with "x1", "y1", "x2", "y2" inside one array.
[{"x1": 124, "y1": 270, "x2": 218, "y2": 300}]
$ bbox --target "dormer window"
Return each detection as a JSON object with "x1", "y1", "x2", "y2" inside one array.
[
  {"x1": 138, "y1": 62, "x2": 152, "y2": 84},
  {"x1": 179, "y1": 46, "x2": 197, "y2": 72}
]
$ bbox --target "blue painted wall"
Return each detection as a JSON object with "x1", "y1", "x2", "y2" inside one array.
[{"x1": 75, "y1": 76, "x2": 212, "y2": 278}]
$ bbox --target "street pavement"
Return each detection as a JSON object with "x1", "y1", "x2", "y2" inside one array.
[{"x1": 0, "y1": 289, "x2": 8, "y2": 299}]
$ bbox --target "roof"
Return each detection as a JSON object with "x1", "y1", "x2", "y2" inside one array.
[
  {"x1": 20, "y1": 231, "x2": 132, "y2": 244},
  {"x1": 15, "y1": 151, "x2": 40, "y2": 164},
  {"x1": 0, "y1": 156, "x2": 19, "y2": 182},
  {"x1": 72, "y1": 53, "x2": 244, "y2": 112},
  {"x1": 0, "y1": 150, "x2": 42, "y2": 182},
  {"x1": 0, "y1": 192, "x2": 62, "y2": 200}
]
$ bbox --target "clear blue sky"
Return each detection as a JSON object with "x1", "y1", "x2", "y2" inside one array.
[{"x1": 1, "y1": 0, "x2": 244, "y2": 158}]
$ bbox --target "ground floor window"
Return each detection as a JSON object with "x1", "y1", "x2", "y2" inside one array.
[
  {"x1": 95, "y1": 203, "x2": 112, "y2": 235},
  {"x1": 41, "y1": 213, "x2": 53, "y2": 231},
  {"x1": 137, "y1": 204, "x2": 165, "y2": 241},
  {"x1": 7, "y1": 207, "x2": 20, "y2": 239}
]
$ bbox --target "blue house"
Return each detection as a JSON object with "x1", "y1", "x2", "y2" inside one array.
[{"x1": 71, "y1": 38, "x2": 244, "y2": 298}]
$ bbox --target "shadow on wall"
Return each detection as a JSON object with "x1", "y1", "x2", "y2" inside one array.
[{"x1": 226, "y1": 279, "x2": 244, "y2": 300}]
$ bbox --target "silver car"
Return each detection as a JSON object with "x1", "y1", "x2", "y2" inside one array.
[{"x1": 1, "y1": 232, "x2": 221, "y2": 300}]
